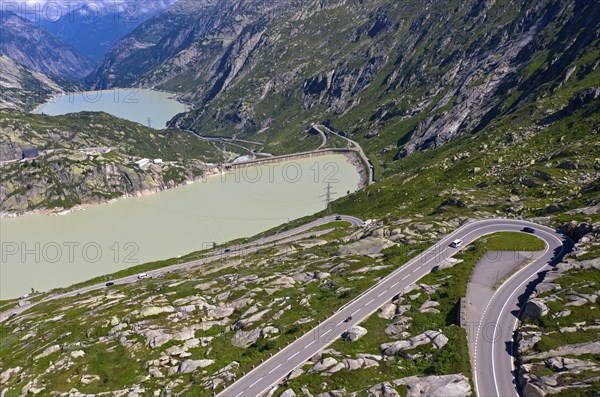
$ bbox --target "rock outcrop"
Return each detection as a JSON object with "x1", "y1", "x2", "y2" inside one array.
[
  {"x1": 342, "y1": 326, "x2": 368, "y2": 342},
  {"x1": 338, "y1": 237, "x2": 396, "y2": 256},
  {"x1": 178, "y1": 359, "x2": 214, "y2": 374},
  {"x1": 381, "y1": 330, "x2": 449, "y2": 355},
  {"x1": 516, "y1": 226, "x2": 600, "y2": 395},
  {"x1": 367, "y1": 374, "x2": 471, "y2": 397}
]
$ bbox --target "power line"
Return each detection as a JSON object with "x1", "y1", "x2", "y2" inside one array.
[{"x1": 321, "y1": 183, "x2": 336, "y2": 215}]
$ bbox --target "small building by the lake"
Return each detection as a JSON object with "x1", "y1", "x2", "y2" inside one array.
[
  {"x1": 135, "y1": 158, "x2": 150, "y2": 169},
  {"x1": 22, "y1": 148, "x2": 39, "y2": 159}
]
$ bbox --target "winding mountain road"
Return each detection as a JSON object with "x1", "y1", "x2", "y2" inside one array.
[
  {"x1": 313, "y1": 124, "x2": 375, "y2": 184},
  {"x1": 217, "y1": 219, "x2": 571, "y2": 397},
  {"x1": 1, "y1": 217, "x2": 572, "y2": 397},
  {"x1": 471, "y1": 223, "x2": 573, "y2": 397}
]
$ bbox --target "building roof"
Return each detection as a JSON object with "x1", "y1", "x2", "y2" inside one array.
[{"x1": 22, "y1": 148, "x2": 39, "y2": 158}]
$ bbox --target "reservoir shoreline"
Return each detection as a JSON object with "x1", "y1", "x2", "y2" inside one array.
[
  {"x1": 0, "y1": 153, "x2": 362, "y2": 299},
  {"x1": 0, "y1": 150, "x2": 364, "y2": 219}
]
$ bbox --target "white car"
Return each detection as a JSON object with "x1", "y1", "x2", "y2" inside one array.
[
  {"x1": 450, "y1": 239, "x2": 464, "y2": 248},
  {"x1": 137, "y1": 273, "x2": 149, "y2": 280}
]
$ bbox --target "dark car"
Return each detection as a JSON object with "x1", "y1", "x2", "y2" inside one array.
[
  {"x1": 523, "y1": 227, "x2": 535, "y2": 233},
  {"x1": 105, "y1": 281, "x2": 115, "y2": 287},
  {"x1": 344, "y1": 316, "x2": 353, "y2": 323},
  {"x1": 224, "y1": 248, "x2": 231, "y2": 253},
  {"x1": 335, "y1": 215, "x2": 342, "y2": 221}
]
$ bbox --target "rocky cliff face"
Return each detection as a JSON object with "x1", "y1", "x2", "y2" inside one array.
[
  {"x1": 0, "y1": 110, "x2": 223, "y2": 213},
  {"x1": 516, "y1": 223, "x2": 600, "y2": 397},
  {"x1": 0, "y1": 12, "x2": 94, "y2": 79},
  {"x1": 89, "y1": 0, "x2": 599, "y2": 164},
  {"x1": 0, "y1": 55, "x2": 77, "y2": 111},
  {"x1": 0, "y1": 146, "x2": 219, "y2": 214}
]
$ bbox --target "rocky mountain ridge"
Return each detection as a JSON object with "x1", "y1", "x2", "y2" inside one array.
[
  {"x1": 0, "y1": 11, "x2": 95, "y2": 79},
  {"x1": 38, "y1": 0, "x2": 179, "y2": 62},
  {"x1": 88, "y1": 0, "x2": 599, "y2": 167},
  {"x1": 0, "y1": 54, "x2": 78, "y2": 111}
]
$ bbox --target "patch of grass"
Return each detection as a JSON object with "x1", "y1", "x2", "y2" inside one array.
[{"x1": 482, "y1": 232, "x2": 546, "y2": 251}]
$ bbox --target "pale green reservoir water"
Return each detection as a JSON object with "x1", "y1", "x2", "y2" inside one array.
[
  {"x1": 0, "y1": 155, "x2": 360, "y2": 299},
  {"x1": 33, "y1": 89, "x2": 186, "y2": 128}
]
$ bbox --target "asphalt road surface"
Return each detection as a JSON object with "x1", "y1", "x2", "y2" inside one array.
[
  {"x1": 217, "y1": 219, "x2": 571, "y2": 397},
  {"x1": 313, "y1": 124, "x2": 374, "y2": 184},
  {"x1": 471, "y1": 222, "x2": 572, "y2": 397},
  {"x1": 0, "y1": 215, "x2": 364, "y2": 322}
]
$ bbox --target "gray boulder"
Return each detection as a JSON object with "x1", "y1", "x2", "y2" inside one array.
[
  {"x1": 0, "y1": 367, "x2": 21, "y2": 384},
  {"x1": 178, "y1": 359, "x2": 214, "y2": 374},
  {"x1": 279, "y1": 389, "x2": 297, "y2": 397},
  {"x1": 144, "y1": 329, "x2": 174, "y2": 348},
  {"x1": 368, "y1": 381, "x2": 401, "y2": 397},
  {"x1": 521, "y1": 300, "x2": 548, "y2": 321},
  {"x1": 342, "y1": 326, "x2": 368, "y2": 342},
  {"x1": 207, "y1": 307, "x2": 234, "y2": 318},
  {"x1": 338, "y1": 237, "x2": 395, "y2": 256},
  {"x1": 522, "y1": 381, "x2": 545, "y2": 397},
  {"x1": 379, "y1": 303, "x2": 398, "y2": 319},
  {"x1": 385, "y1": 316, "x2": 411, "y2": 337},
  {"x1": 381, "y1": 330, "x2": 448, "y2": 355},
  {"x1": 523, "y1": 341, "x2": 600, "y2": 361},
  {"x1": 394, "y1": 374, "x2": 471, "y2": 397},
  {"x1": 140, "y1": 305, "x2": 175, "y2": 317},
  {"x1": 314, "y1": 271, "x2": 331, "y2": 280},
  {"x1": 231, "y1": 328, "x2": 262, "y2": 348},
  {"x1": 307, "y1": 357, "x2": 338, "y2": 375}
]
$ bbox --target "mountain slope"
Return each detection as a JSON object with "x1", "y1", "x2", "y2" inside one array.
[
  {"x1": 88, "y1": 0, "x2": 599, "y2": 169},
  {"x1": 38, "y1": 0, "x2": 178, "y2": 62},
  {"x1": 0, "y1": 11, "x2": 94, "y2": 79},
  {"x1": 0, "y1": 54, "x2": 79, "y2": 111},
  {"x1": 0, "y1": 100, "x2": 597, "y2": 395},
  {"x1": 0, "y1": 109, "x2": 224, "y2": 213}
]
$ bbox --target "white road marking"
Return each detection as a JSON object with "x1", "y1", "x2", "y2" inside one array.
[
  {"x1": 288, "y1": 352, "x2": 299, "y2": 360},
  {"x1": 268, "y1": 364, "x2": 282, "y2": 374},
  {"x1": 366, "y1": 299, "x2": 374, "y2": 306},
  {"x1": 377, "y1": 290, "x2": 387, "y2": 297},
  {"x1": 401, "y1": 275, "x2": 410, "y2": 280},
  {"x1": 249, "y1": 377, "x2": 263, "y2": 388}
]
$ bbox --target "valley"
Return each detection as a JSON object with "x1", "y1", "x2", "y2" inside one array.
[{"x1": 0, "y1": 0, "x2": 598, "y2": 396}]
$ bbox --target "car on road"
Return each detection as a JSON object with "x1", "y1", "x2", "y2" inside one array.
[
  {"x1": 9, "y1": 312, "x2": 17, "y2": 318},
  {"x1": 137, "y1": 273, "x2": 149, "y2": 280},
  {"x1": 450, "y1": 239, "x2": 464, "y2": 248},
  {"x1": 344, "y1": 316, "x2": 353, "y2": 323},
  {"x1": 335, "y1": 215, "x2": 342, "y2": 221},
  {"x1": 522, "y1": 227, "x2": 535, "y2": 233},
  {"x1": 105, "y1": 281, "x2": 115, "y2": 286},
  {"x1": 224, "y1": 248, "x2": 231, "y2": 253},
  {"x1": 431, "y1": 265, "x2": 440, "y2": 273}
]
